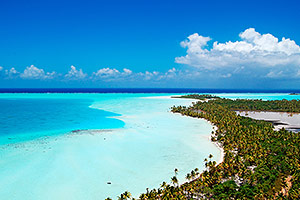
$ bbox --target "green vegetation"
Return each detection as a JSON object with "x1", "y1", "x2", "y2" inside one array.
[
  {"x1": 172, "y1": 94, "x2": 220, "y2": 100},
  {"x1": 115, "y1": 96, "x2": 300, "y2": 199},
  {"x1": 289, "y1": 93, "x2": 300, "y2": 95},
  {"x1": 211, "y1": 98, "x2": 300, "y2": 113}
]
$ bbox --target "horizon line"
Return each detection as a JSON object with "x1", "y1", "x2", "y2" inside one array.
[{"x1": 0, "y1": 88, "x2": 299, "y2": 93}]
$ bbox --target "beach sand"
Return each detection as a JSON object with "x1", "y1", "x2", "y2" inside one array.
[{"x1": 237, "y1": 111, "x2": 300, "y2": 132}]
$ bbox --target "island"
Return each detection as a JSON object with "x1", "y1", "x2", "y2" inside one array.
[{"x1": 114, "y1": 94, "x2": 300, "y2": 199}]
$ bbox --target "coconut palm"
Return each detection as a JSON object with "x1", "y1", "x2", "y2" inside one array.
[
  {"x1": 171, "y1": 176, "x2": 178, "y2": 187},
  {"x1": 174, "y1": 168, "x2": 178, "y2": 176},
  {"x1": 118, "y1": 96, "x2": 300, "y2": 199},
  {"x1": 123, "y1": 191, "x2": 131, "y2": 199},
  {"x1": 185, "y1": 173, "x2": 191, "y2": 181}
]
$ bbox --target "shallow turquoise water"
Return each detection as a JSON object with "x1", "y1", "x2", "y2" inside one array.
[
  {"x1": 0, "y1": 97, "x2": 124, "y2": 145},
  {"x1": 0, "y1": 93, "x2": 178, "y2": 144},
  {"x1": 0, "y1": 93, "x2": 298, "y2": 199}
]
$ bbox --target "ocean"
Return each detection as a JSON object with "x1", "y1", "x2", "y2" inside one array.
[{"x1": 0, "y1": 90, "x2": 299, "y2": 199}]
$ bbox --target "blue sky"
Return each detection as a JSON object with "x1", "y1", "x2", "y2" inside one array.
[{"x1": 1, "y1": 0, "x2": 300, "y2": 88}]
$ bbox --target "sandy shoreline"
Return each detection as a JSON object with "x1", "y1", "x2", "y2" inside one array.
[
  {"x1": 159, "y1": 96, "x2": 225, "y2": 179},
  {"x1": 237, "y1": 111, "x2": 300, "y2": 132},
  {"x1": 171, "y1": 112, "x2": 225, "y2": 166},
  {"x1": 0, "y1": 94, "x2": 223, "y2": 200},
  {"x1": 142, "y1": 95, "x2": 182, "y2": 99}
]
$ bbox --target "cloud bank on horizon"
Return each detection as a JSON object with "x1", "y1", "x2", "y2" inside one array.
[
  {"x1": 0, "y1": 64, "x2": 179, "y2": 83},
  {"x1": 1, "y1": 28, "x2": 300, "y2": 86},
  {"x1": 176, "y1": 28, "x2": 300, "y2": 78}
]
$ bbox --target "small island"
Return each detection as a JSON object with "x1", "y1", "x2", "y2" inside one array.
[
  {"x1": 117, "y1": 94, "x2": 300, "y2": 199},
  {"x1": 172, "y1": 94, "x2": 220, "y2": 100}
]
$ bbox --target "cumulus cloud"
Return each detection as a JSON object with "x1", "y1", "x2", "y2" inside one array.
[
  {"x1": 65, "y1": 65, "x2": 87, "y2": 80},
  {"x1": 91, "y1": 67, "x2": 180, "y2": 82},
  {"x1": 137, "y1": 68, "x2": 179, "y2": 81},
  {"x1": 20, "y1": 65, "x2": 56, "y2": 80},
  {"x1": 5, "y1": 67, "x2": 19, "y2": 78},
  {"x1": 92, "y1": 68, "x2": 133, "y2": 80},
  {"x1": 180, "y1": 34, "x2": 211, "y2": 54},
  {"x1": 0, "y1": 65, "x2": 183, "y2": 82},
  {"x1": 123, "y1": 68, "x2": 132, "y2": 75},
  {"x1": 165, "y1": 67, "x2": 176, "y2": 78},
  {"x1": 141, "y1": 71, "x2": 159, "y2": 80},
  {"x1": 93, "y1": 68, "x2": 120, "y2": 77},
  {"x1": 175, "y1": 28, "x2": 300, "y2": 76}
]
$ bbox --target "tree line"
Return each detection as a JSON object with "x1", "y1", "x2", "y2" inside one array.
[{"x1": 110, "y1": 95, "x2": 300, "y2": 199}]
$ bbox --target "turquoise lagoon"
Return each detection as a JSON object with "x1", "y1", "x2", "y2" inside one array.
[
  {"x1": 0, "y1": 93, "x2": 218, "y2": 200},
  {"x1": 0, "y1": 93, "x2": 298, "y2": 199}
]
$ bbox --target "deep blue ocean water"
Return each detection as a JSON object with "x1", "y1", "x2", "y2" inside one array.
[{"x1": 1, "y1": 88, "x2": 300, "y2": 93}]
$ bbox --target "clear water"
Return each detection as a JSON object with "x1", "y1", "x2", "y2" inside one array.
[
  {"x1": 0, "y1": 93, "x2": 298, "y2": 199},
  {"x1": 0, "y1": 97, "x2": 124, "y2": 144}
]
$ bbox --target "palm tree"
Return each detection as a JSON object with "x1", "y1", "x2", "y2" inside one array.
[
  {"x1": 171, "y1": 176, "x2": 178, "y2": 187},
  {"x1": 160, "y1": 181, "x2": 167, "y2": 189},
  {"x1": 194, "y1": 168, "x2": 199, "y2": 177},
  {"x1": 174, "y1": 168, "x2": 178, "y2": 176},
  {"x1": 209, "y1": 154, "x2": 213, "y2": 161},
  {"x1": 139, "y1": 193, "x2": 147, "y2": 200},
  {"x1": 123, "y1": 191, "x2": 132, "y2": 199},
  {"x1": 121, "y1": 97, "x2": 300, "y2": 199},
  {"x1": 185, "y1": 173, "x2": 191, "y2": 181},
  {"x1": 118, "y1": 191, "x2": 131, "y2": 200},
  {"x1": 191, "y1": 170, "x2": 196, "y2": 180}
]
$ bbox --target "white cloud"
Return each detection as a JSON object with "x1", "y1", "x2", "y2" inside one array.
[
  {"x1": 5, "y1": 67, "x2": 19, "y2": 78},
  {"x1": 138, "y1": 70, "x2": 160, "y2": 80},
  {"x1": 123, "y1": 68, "x2": 132, "y2": 75},
  {"x1": 163, "y1": 67, "x2": 177, "y2": 79},
  {"x1": 0, "y1": 66, "x2": 3, "y2": 71},
  {"x1": 93, "y1": 68, "x2": 120, "y2": 77},
  {"x1": 92, "y1": 68, "x2": 133, "y2": 79},
  {"x1": 180, "y1": 33, "x2": 211, "y2": 54},
  {"x1": 92, "y1": 67, "x2": 177, "y2": 82},
  {"x1": 176, "y1": 28, "x2": 300, "y2": 72},
  {"x1": 167, "y1": 67, "x2": 176, "y2": 73},
  {"x1": 137, "y1": 68, "x2": 179, "y2": 81},
  {"x1": 65, "y1": 65, "x2": 87, "y2": 80},
  {"x1": 20, "y1": 65, "x2": 56, "y2": 80}
]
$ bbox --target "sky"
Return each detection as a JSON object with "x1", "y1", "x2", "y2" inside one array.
[{"x1": 0, "y1": 0, "x2": 300, "y2": 89}]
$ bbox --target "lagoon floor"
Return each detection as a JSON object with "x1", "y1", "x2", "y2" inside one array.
[{"x1": 0, "y1": 94, "x2": 221, "y2": 199}]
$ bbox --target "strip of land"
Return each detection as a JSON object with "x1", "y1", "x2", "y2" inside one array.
[
  {"x1": 237, "y1": 111, "x2": 300, "y2": 132},
  {"x1": 128, "y1": 94, "x2": 300, "y2": 199}
]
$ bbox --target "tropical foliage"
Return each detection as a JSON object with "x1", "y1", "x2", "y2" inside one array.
[
  {"x1": 114, "y1": 96, "x2": 300, "y2": 199},
  {"x1": 172, "y1": 94, "x2": 220, "y2": 100}
]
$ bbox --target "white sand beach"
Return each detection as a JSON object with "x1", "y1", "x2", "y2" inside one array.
[{"x1": 237, "y1": 111, "x2": 300, "y2": 132}]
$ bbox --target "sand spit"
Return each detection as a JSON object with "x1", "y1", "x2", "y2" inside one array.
[
  {"x1": 237, "y1": 111, "x2": 300, "y2": 132},
  {"x1": 71, "y1": 129, "x2": 114, "y2": 135}
]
